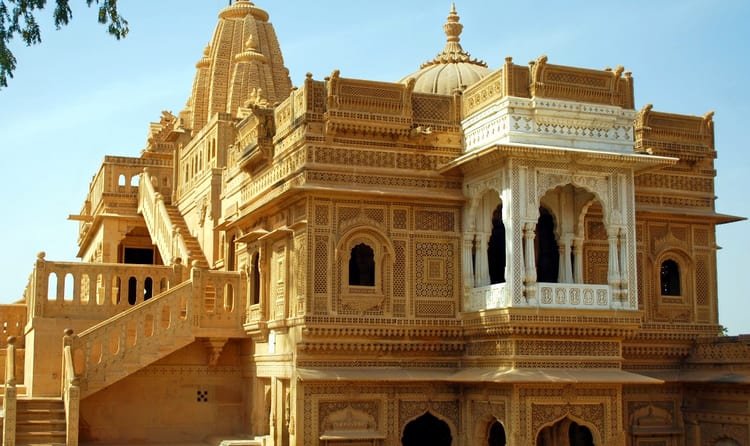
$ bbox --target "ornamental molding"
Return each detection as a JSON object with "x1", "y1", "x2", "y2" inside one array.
[{"x1": 463, "y1": 96, "x2": 636, "y2": 154}]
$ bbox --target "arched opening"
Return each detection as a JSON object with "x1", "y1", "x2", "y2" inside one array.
[
  {"x1": 536, "y1": 207, "x2": 559, "y2": 283},
  {"x1": 487, "y1": 420, "x2": 506, "y2": 446},
  {"x1": 227, "y1": 235, "x2": 237, "y2": 271},
  {"x1": 402, "y1": 412, "x2": 452, "y2": 446},
  {"x1": 349, "y1": 243, "x2": 375, "y2": 286},
  {"x1": 251, "y1": 253, "x2": 261, "y2": 305},
  {"x1": 144, "y1": 277, "x2": 154, "y2": 300},
  {"x1": 488, "y1": 204, "x2": 506, "y2": 284},
  {"x1": 536, "y1": 418, "x2": 594, "y2": 446},
  {"x1": 127, "y1": 276, "x2": 138, "y2": 305},
  {"x1": 660, "y1": 259, "x2": 681, "y2": 296}
]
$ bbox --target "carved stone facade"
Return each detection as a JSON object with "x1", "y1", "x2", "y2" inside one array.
[{"x1": 1, "y1": 2, "x2": 748, "y2": 446}]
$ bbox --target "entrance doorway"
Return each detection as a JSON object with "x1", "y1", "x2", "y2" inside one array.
[{"x1": 402, "y1": 412, "x2": 452, "y2": 446}]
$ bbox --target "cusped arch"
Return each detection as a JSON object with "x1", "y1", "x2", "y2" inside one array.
[
  {"x1": 537, "y1": 173, "x2": 611, "y2": 226},
  {"x1": 401, "y1": 409, "x2": 457, "y2": 446},
  {"x1": 472, "y1": 413, "x2": 507, "y2": 446},
  {"x1": 535, "y1": 414, "x2": 602, "y2": 446}
]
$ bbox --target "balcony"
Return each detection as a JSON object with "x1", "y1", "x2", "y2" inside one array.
[{"x1": 465, "y1": 282, "x2": 617, "y2": 312}]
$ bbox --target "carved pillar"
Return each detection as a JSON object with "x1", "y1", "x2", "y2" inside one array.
[
  {"x1": 475, "y1": 233, "x2": 490, "y2": 287},
  {"x1": 618, "y1": 230, "x2": 629, "y2": 304},
  {"x1": 558, "y1": 233, "x2": 574, "y2": 283},
  {"x1": 573, "y1": 237, "x2": 584, "y2": 284},
  {"x1": 523, "y1": 222, "x2": 537, "y2": 303},
  {"x1": 462, "y1": 234, "x2": 475, "y2": 290},
  {"x1": 607, "y1": 227, "x2": 622, "y2": 302}
]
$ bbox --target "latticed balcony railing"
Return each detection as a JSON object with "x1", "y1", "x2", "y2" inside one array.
[{"x1": 464, "y1": 282, "x2": 616, "y2": 312}]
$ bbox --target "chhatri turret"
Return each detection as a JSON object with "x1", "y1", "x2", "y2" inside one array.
[{"x1": 401, "y1": 3, "x2": 491, "y2": 94}]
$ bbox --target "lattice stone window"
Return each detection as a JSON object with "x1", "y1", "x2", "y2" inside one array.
[{"x1": 660, "y1": 259, "x2": 681, "y2": 296}]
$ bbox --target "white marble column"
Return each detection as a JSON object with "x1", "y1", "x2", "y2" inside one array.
[
  {"x1": 573, "y1": 237, "x2": 584, "y2": 284},
  {"x1": 618, "y1": 229, "x2": 629, "y2": 304},
  {"x1": 558, "y1": 233, "x2": 574, "y2": 283},
  {"x1": 474, "y1": 233, "x2": 491, "y2": 287},
  {"x1": 607, "y1": 227, "x2": 622, "y2": 292},
  {"x1": 462, "y1": 234, "x2": 475, "y2": 289},
  {"x1": 523, "y1": 222, "x2": 537, "y2": 303}
]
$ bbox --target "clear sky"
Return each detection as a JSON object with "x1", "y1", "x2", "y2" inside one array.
[{"x1": 0, "y1": 1, "x2": 748, "y2": 333}]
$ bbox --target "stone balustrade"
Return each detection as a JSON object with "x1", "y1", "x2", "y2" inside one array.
[
  {"x1": 138, "y1": 170, "x2": 192, "y2": 267},
  {"x1": 536, "y1": 283, "x2": 613, "y2": 309},
  {"x1": 0, "y1": 304, "x2": 27, "y2": 347},
  {"x1": 464, "y1": 283, "x2": 508, "y2": 312},
  {"x1": 464, "y1": 283, "x2": 618, "y2": 311},
  {"x1": 25, "y1": 253, "x2": 184, "y2": 320},
  {"x1": 68, "y1": 268, "x2": 245, "y2": 399}
]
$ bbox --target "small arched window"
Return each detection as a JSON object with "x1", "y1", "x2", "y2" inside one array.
[
  {"x1": 660, "y1": 259, "x2": 681, "y2": 296},
  {"x1": 349, "y1": 243, "x2": 375, "y2": 286}
]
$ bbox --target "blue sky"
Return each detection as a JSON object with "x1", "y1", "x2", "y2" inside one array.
[{"x1": 0, "y1": 1, "x2": 748, "y2": 333}]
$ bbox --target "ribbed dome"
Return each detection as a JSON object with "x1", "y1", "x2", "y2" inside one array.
[
  {"x1": 400, "y1": 4, "x2": 490, "y2": 95},
  {"x1": 182, "y1": 0, "x2": 292, "y2": 132}
]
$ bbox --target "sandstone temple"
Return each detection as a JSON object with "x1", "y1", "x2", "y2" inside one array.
[{"x1": 1, "y1": 2, "x2": 749, "y2": 445}]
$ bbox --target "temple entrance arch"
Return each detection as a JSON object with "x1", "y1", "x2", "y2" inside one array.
[
  {"x1": 536, "y1": 417, "x2": 596, "y2": 446},
  {"x1": 402, "y1": 412, "x2": 452, "y2": 446}
]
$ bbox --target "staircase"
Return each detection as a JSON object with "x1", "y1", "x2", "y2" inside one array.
[
  {"x1": 73, "y1": 281, "x2": 197, "y2": 399},
  {"x1": 138, "y1": 171, "x2": 209, "y2": 269},
  {"x1": 14, "y1": 398, "x2": 66, "y2": 446},
  {"x1": 163, "y1": 203, "x2": 209, "y2": 268}
]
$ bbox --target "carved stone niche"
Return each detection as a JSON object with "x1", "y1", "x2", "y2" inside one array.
[
  {"x1": 319, "y1": 405, "x2": 385, "y2": 446},
  {"x1": 629, "y1": 404, "x2": 681, "y2": 438}
]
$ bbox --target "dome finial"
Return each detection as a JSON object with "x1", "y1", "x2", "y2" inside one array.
[
  {"x1": 443, "y1": 3, "x2": 463, "y2": 44},
  {"x1": 418, "y1": 3, "x2": 486, "y2": 69}
]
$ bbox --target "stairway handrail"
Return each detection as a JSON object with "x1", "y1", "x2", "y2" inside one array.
[
  {"x1": 138, "y1": 169, "x2": 192, "y2": 266},
  {"x1": 61, "y1": 329, "x2": 80, "y2": 446},
  {"x1": 71, "y1": 280, "x2": 195, "y2": 398},
  {"x1": 2, "y1": 336, "x2": 17, "y2": 446}
]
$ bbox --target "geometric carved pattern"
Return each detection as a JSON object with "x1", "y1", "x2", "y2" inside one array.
[
  {"x1": 415, "y1": 210, "x2": 456, "y2": 232},
  {"x1": 415, "y1": 242, "x2": 455, "y2": 299},
  {"x1": 696, "y1": 256, "x2": 709, "y2": 306}
]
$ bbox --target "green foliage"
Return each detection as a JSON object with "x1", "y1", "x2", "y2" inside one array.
[{"x1": 0, "y1": 0, "x2": 128, "y2": 87}]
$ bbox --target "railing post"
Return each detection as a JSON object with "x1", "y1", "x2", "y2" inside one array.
[
  {"x1": 33, "y1": 251, "x2": 48, "y2": 318},
  {"x1": 3, "y1": 336, "x2": 18, "y2": 446},
  {"x1": 62, "y1": 328, "x2": 80, "y2": 446}
]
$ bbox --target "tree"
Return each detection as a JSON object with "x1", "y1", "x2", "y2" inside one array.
[{"x1": 0, "y1": 0, "x2": 128, "y2": 88}]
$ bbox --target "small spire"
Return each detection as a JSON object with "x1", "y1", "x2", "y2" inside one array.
[{"x1": 420, "y1": 3, "x2": 486, "y2": 69}]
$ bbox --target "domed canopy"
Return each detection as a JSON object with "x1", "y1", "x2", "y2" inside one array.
[{"x1": 401, "y1": 4, "x2": 491, "y2": 95}]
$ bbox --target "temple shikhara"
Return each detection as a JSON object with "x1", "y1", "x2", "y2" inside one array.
[{"x1": 3, "y1": 1, "x2": 750, "y2": 445}]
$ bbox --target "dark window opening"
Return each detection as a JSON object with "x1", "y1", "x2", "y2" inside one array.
[
  {"x1": 660, "y1": 259, "x2": 681, "y2": 296},
  {"x1": 127, "y1": 277, "x2": 137, "y2": 305},
  {"x1": 536, "y1": 419, "x2": 594, "y2": 446},
  {"x1": 349, "y1": 243, "x2": 375, "y2": 286},
  {"x1": 144, "y1": 277, "x2": 153, "y2": 300},
  {"x1": 488, "y1": 420, "x2": 507, "y2": 446},
  {"x1": 251, "y1": 253, "x2": 260, "y2": 305},
  {"x1": 488, "y1": 204, "x2": 506, "y2": 284},
  {"x1": 402, "y1": 412, "x2": 452, "y2": 446},
  {"x1": 123, "y1": 247, "x2": 154, "y2": 265},
  {"x1": 227, "y1": 235, "x2": 237, "y2": 271},
  {"x1": 535, "y1": 207, "x2": 559, "y2": 283}
]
